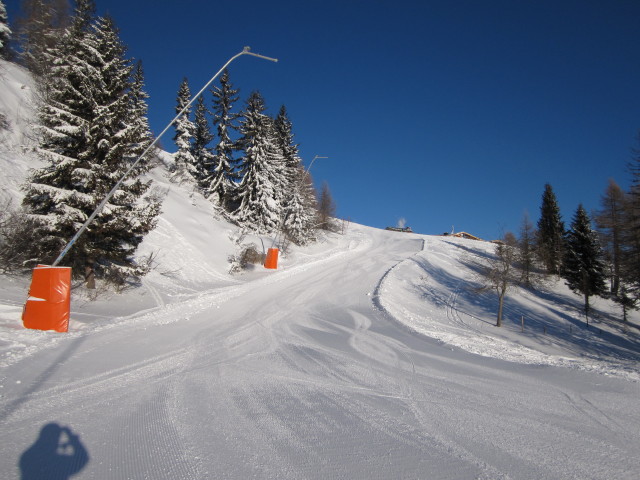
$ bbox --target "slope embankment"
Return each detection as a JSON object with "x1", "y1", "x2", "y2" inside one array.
[{"x1": 377, "y1": 234, "x2": 640, "y2": 380}]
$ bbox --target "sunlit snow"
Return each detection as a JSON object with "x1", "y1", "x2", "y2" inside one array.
[{"x1": 1, "y1": 59, "x2": 639, "y2": 480}]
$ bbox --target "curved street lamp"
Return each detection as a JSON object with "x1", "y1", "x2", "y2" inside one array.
[{"x1": 306, "y1": 155, "x2": 328, "y2": 175}]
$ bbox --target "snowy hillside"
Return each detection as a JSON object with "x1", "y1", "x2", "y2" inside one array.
[
  {"x1": 0, "y1": 59, "x2": 42, "y2": 203},
  {"x1": 382, "y1": 235, "x2": 640, "y2": 379},
  {"x1": 1, "y1": 60, "x2": 640, "y2": 479}
]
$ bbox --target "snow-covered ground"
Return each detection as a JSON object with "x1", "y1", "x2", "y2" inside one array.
[
  {"x1": 1, "y1": 59, "x2": 639, "y2": 479},
  {"x1": 381, "y1": 235, "x2": 640, "y2": 381}
]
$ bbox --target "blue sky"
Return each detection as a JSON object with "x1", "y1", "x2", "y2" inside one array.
[{"x1": 7, "y1": 0, "x2": 640, "y2": 239}]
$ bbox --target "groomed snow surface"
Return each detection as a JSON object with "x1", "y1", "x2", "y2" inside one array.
[
  {"x1": 1, "y1": 59, "x2": 640, "y2": 479},
  {"x1": 1, "y1": 200, "x2": 639, "y2": 478}
]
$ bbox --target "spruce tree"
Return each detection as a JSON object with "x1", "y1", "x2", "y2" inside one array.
[
  {"x1": 536, "y1": 183, "x2": 565, "y2": 274},
  {"x1": 518, "y1": 212, "x2": 536, "y2": 287},
  {"x1": 273, "y1": 106, "x2": 299, "y2": 183},
  {"x1": 22, "y1": 4, "x2": 160, "y2": 283},
  {"x1": 273, "y1": 106, "x2": 316, "y2": 244},
  {"x1": 126, "y1": 61, "x2": 154, "y2": 160},
  {"x1": 205, "y1": 69, "x2": 239, "y2": 209},
  {"x1": 22, "y1": 0, "x2": 99, "y2": 266},
  {"x1": 0, "y1": 1, "x2": 11, "y2": 59},
  {"x1": 191, "y1": 95, "x2": 214, "y2": 186},
  {"x1": 562, "y1": 205, "x2": 607, "y2": 322},
  {"x1": 87, "y1": 20, "x2": 159, "y2": 282},
  {"x1": 623, "y1": 133, "x2": 640, "y2": 301},
  {"x1": 172, "y1": 77, "x2": 196, "y2": 181},
  {"x1": 233, "y1": 91, "x2": 283, "y2": 233}
]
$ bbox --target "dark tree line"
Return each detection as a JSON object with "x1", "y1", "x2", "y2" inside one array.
[
  {"x1": 482, "y1": 153, "x2": 640, "y2": 326},
  {"x1": 3, "y1": 0, "x2": 160, "y2": 285}
]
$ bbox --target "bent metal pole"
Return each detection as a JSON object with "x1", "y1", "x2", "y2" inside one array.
[{"x1": 51, "y1": 47, "x2": 278, "y2": 267}]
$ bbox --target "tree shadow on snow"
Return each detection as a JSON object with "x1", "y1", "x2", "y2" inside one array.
[
  {"x1": 411, "y1": 251, "x2": 640, "y2": 363},
  {"x1": 502, "y1": 285, "x2": 640, "y2": 362},
  {"x1": 443, "y1": 241, "x2": 494, "y2": 262},
  {"x1": 409, "y1": 256, "x2": 494, "y2": 327}
]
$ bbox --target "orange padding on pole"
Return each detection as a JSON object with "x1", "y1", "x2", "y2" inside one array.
[
  {"x1": 264, "y1": 248, "x2": 279, "y2": 269},
  {"x1": 22, "y1": 265, "x2": 72, "y2": 333}
]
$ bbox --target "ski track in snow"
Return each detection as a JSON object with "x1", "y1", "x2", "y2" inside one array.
[{"x1": 1, "y1": 229, "x2": 640, "y2": 479}]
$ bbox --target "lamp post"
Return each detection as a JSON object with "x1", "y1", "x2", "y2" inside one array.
[
  {"x1": 22, "y1": 47, "x2": 278, "y2": 332},
  {"x1": 306, "y1": 155, "x2": 328, "y2": 176}
]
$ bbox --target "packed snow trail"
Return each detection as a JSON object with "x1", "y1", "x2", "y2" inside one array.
[{"x1": 1, "y1": 229, "x2": 639, "y2": 479}]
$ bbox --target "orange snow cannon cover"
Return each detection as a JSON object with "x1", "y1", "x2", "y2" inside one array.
[
  {"x1": 22, "y1": 265, "x2": 72, "y2": 333},
  {"x1": 264, "y1": 248, "x2": 279, "y2": 269}
]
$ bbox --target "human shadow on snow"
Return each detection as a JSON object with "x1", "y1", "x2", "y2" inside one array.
[{"x1": 19, "y1": 423, "x2": 89, "y2": 480}]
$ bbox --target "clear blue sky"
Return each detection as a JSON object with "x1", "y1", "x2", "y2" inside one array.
[{"x1": 7, "y1": 0, "x2": 640, "y2": 239}]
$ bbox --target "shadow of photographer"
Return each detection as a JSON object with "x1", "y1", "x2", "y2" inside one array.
[{"x1": 19, "y1": 423, "x2": 89, "y2": 480}]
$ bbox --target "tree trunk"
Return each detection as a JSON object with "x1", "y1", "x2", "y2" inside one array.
[
  {"x1": 85, "y1": 262, "x2": 95, "y2": 289},
  {"x1": 584, "y1": 294, "x2": 590, "y2": 326},
  {"x1": 611, "y1": 274, "x2": 620, "y2": 297},
  {"x1": 496, "y1": 290, "x2": 505, "y2": 327}
]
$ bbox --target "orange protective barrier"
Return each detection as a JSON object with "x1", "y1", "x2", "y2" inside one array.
[
  {"x1": 22, "y1": 265, "x2": 72, "y2": 333},
  {"x1": 264, "y1": 248, "x2": 279, "y2": 269}
]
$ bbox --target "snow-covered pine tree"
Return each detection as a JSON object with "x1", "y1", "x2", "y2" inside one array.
[
  {"x1": 22, "y1": 3, "x2": 160, "y2": 284},
  {"x1": 86, "y1": 18, "x2": 160, "y2": 283},
  {"x1": 204, "y1": 69, "x2": 240, "y2": 210},
  {"x1": 172, "y1": 77, "x2": 196, "y2": 181},
  {"x1": 562, "y1": 204, "x2": 607, "y2": 322},
  {"x1": 126, "y1": 60, "x2": 154, "y2": 160},
  {"x1": 191, "y1": 95, "x2": 214, "y2": 187},
  {"x1": 22, "y1": 0, "x2": 99, "y2": 265},
  {"x1": 282, "y1": 167, "x2": 318, "y2": 245},
  {"x1": 537, "y1": 183, "x2": 565, "y2": 274},
  {"x1": 273, "y1": 106, "x2": 298, "y2": 184},
  {"x1": 273, "y1": 105, "x2": 316, "y2": 245},
  {"x1": 232, "y1": 91, "x2": 285, "y2": 234},
  {"x1": 0, "y1": 1, "x2": 12, "y2": 59}
]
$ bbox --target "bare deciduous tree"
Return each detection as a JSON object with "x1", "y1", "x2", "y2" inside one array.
[
  {"x1": 0, "y1": 199, "x2": 38, "y2": 272},
  {"x1": 15, "y1": 0, "x2": 71, "y2": 77},
  {"x1": 316, "y1": 181, "x2": 336, "y2": 231},
  {"x1": 476, "y1": 233, "x2": 521, "y2": 327},
  {"x1": 595, "y1": 179, "x2": 625, "y2": 296}
]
